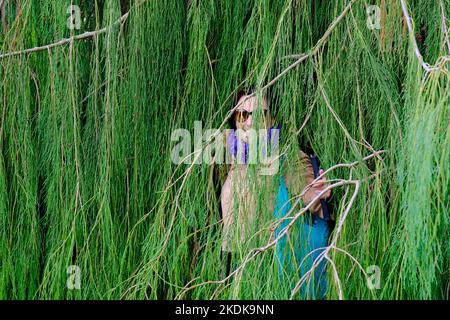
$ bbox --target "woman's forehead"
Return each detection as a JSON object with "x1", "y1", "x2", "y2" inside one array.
[{"x1": 236, "y1": 95, "x2": 268, "y2": 111}]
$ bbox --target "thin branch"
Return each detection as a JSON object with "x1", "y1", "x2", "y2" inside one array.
[
  {"x1": 439, "y1": 0, "x2": 450, "y2": 54},
  {"x1": 400, "y1": 0, "x2": 440, "y2": 73},
  {"x1": 290, "y1": 178, "x2": 360, "y2": 298},
  {"x1": 0, "y1": 8, "x2": 130, "y2": 59}
]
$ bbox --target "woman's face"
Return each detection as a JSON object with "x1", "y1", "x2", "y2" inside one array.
[{"x1": 234, "y1": 95, "x2": 268, "y2": 131}]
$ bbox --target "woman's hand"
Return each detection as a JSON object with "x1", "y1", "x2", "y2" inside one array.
[{"x1": 302, "y1": 169, "x2": 331, "y2": 216}]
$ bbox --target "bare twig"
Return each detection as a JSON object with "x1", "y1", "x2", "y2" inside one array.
[
  {"x1": 400, "y1": 0, "x2": 440, "y2": 73},
  {"x1": 290, "y1": 177, "x2": 360, "y2": 299},
  {"x1": 0, "y1": 0, "x2": 156, "y2": 60},
  {"x1": 439, "y1": 0, "x2": 450, "y2": 54},
  {"x1": 0, "y1": 0, "x2": 154, "y2": 60},
  {"x1": 0, "y1": 12, "x2": 129, "y2": 59}
]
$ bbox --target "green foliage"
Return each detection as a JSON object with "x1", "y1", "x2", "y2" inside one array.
[{"x1": 0, "y1": 0, "x2": 448, "y2": 299}]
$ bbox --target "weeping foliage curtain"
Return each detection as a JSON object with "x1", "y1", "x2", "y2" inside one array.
[{"x1": 0, "y1": 0, "x2": 448, "y2": 299}]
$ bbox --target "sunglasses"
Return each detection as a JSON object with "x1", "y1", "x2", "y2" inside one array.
[{"x1": 234, "y1": 109, "x2": 267, "y2": 123}]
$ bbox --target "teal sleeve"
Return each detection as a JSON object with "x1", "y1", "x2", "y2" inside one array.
[{"x1": 274, "y1": 175, "x2": 331, "y2": 299}]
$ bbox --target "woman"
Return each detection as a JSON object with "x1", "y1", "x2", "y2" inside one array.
[{"x1": 220, "y1": 91, "x2": 332, "y2": 299}]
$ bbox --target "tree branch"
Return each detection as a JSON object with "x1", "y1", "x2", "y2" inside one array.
[
  {"x1": 439, "y1": 0, "x2": 450, "y2": 54},
  {"x1": 400, "y1": 0, "x2": 440, "y2": 73},
  {"x1": 0, "y1": 12, "x2": 129, "y2": 60}
]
